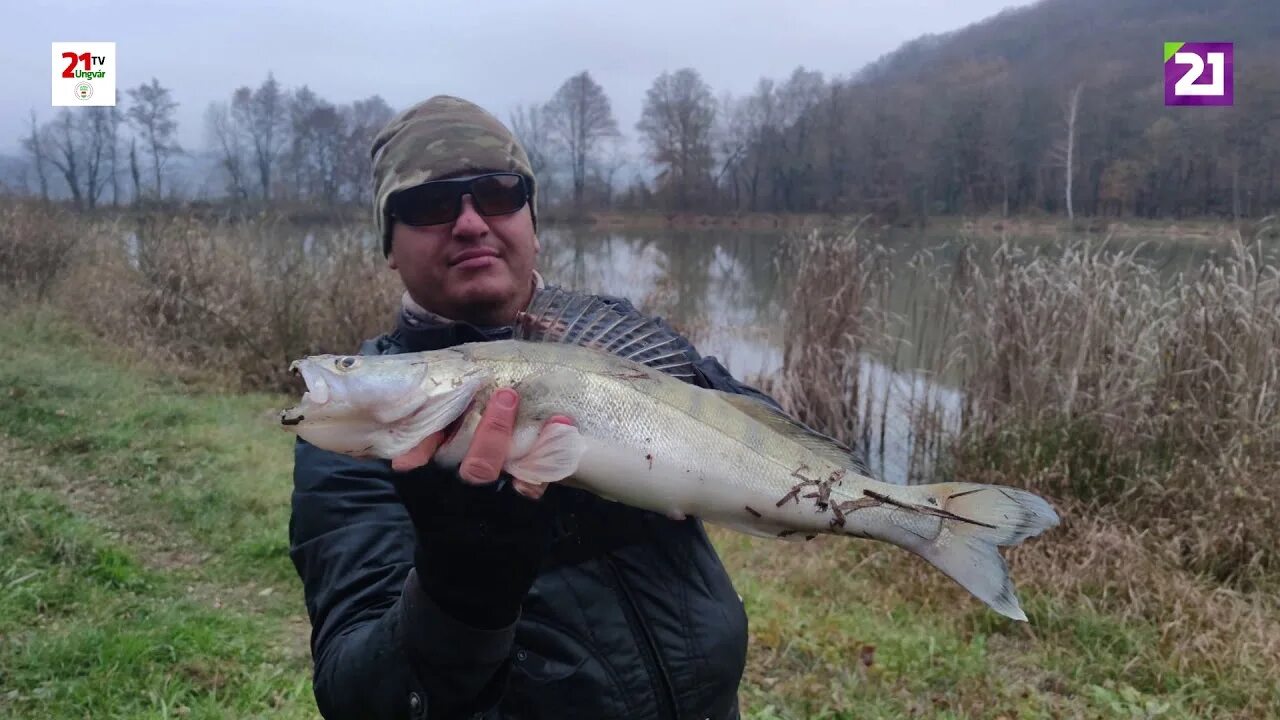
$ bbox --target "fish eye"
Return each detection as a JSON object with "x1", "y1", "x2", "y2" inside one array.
[{"x1": 335, "y1": 356, "x2": 357, "y2": 370}]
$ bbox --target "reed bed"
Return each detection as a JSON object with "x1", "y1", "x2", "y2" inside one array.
[
  {"x1": 1, "y1": 200, "x2": 400, "y2": 389},
  {"x1": 768, "y1": 223, "x2": 1279, "y2": 585},
  {"x1": 751, "y1": 224, "x2": 1280, "y2": 715}
]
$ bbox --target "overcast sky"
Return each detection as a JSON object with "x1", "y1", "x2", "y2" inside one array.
[{"x1": 3, "y1": 0, "x2": 1033, "y2": 156}]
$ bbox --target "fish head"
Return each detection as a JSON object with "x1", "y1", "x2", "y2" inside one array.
[{"x1": 280, "y1": 349, "x2": 488, "y2": 459}]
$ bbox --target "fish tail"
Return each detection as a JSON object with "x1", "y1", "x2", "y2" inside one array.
[{"x1": 857, "y1": 481, "x2": 1059, "y2": 621}]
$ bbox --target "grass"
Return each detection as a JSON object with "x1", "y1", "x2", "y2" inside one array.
[
  {"x1": 1, "y1": 312, "x2": 1277, "y2": 719},
  {"x1": 717, "y1": 516, "x2": 1280, "y2": 718},
  {"x1": 0, "y1": 309, "x2": 315, "y2": 719}
]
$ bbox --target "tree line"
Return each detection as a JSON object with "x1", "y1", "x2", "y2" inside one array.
[{"x1": 16, "y1": 59, "x2": 1280, "y2": 220}]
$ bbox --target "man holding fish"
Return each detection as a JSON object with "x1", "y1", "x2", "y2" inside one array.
[
  {"x1": 289, "y1": 95, "x2": 778, "y2": 720},
  {"x1": 286, "y1": 96, "x2": 1057, "y2": 720}
]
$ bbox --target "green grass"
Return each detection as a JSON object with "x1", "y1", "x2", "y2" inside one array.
[
  {"x1": 0, "y1": 307, "x2": 1275, "y2": 719},
  {"x1": 0, "y1": 309, "x2": 315, "y2": 719},
  {"x1": 716, "y1": 527, "x2": 1274, "y2": 719}
]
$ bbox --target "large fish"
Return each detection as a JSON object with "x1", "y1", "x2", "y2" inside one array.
[{"x1": 282, "y1": 288, "x2": 1059, "y2": 620}]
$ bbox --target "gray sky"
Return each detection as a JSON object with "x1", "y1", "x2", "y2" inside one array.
[{"x1": 2, "y1": 0, "x2": 1033, "y2": 156}]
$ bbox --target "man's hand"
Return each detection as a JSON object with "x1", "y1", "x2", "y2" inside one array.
[{"x1": 391, "y1": 387, "x2": 572, "y2": 500}]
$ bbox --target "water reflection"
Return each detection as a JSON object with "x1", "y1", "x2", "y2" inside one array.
[
  {"x1": 538, "y1": 227, "x2": 787, "y2": 378},
  {"x1": 537, "y1": 225, "x2": 1258, "y2": 482}
]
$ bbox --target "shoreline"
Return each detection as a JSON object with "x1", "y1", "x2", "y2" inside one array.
[
  {"x1": 551, "y1": 210, "x2": 1262, "y2": 242},
  {"x1": 4, "y1": 198, "x2": 1264, "y2": 243}
]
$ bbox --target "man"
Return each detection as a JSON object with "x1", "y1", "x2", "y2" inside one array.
[{"x1": 289, "y1": 95, "x2": 778, "y2": 720}]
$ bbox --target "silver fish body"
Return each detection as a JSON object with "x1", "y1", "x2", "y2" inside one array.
[{"x1": 283, "y1": 338, "x2": 1059, "y2": 621}]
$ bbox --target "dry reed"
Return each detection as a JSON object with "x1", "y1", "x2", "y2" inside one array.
[
  {"x1": 1, "y1": 200, "x2": 401, "y2": 390},
  {"x1": 756, "y1": 224, "x2": 1280, "y2": 714}
]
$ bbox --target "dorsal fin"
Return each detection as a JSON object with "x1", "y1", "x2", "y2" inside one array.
[
  {"x1": 515, "y1": 287, "x2": 699, "y2": 380},
  {"x1": 717, "y1": 392, "x2": 871, "y2": 474}
]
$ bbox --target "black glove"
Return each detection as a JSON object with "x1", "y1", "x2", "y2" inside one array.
[{"x1": 390, "y1": 465, "x2": 556, "y2": 629}]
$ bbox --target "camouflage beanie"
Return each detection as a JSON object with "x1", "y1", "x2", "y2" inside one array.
[{"x1": 371, "y1": 95, "x2": 537, "y2": 256}]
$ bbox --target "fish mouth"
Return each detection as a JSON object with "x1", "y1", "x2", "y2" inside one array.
[
  {"x1": 281, "y1": 360, "x2": 331, "y2": 427},
  {"x1": 290, "y1": 360, "x2": 331, "y2": 405}
]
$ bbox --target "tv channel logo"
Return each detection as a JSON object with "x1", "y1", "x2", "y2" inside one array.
[
  {"x1": 51, "y1": 42, "x2": 116, "y2": 107},
  {"x1": 1164, "y1": 42, "x2": 1233, "y2": 106}
]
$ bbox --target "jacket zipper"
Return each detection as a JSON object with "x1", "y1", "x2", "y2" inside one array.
[{"x1": 604, "y1": 556, "x2": 679, "y2": 720}]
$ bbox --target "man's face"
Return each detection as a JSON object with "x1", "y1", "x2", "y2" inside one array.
[{"x1": 388, "y1": 183, "x2": 539, "y2": 326}]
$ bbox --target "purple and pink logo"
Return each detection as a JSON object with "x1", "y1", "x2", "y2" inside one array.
[{"x1": 1164, "y1": 42, "x2": 1233, "y2": 106}]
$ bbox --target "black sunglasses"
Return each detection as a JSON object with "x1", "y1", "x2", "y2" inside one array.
[{"x1": 388, "y1": 172, "x2": 532, "y2": 227}]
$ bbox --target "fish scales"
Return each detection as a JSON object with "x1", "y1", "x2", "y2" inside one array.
[{"x1": 460, "y1": 341, "x2": 848, "y2": 533}]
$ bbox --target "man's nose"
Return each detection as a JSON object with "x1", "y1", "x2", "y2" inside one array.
[{"x1": 452, "y1": 195, "x2": 489, "y2": 238}]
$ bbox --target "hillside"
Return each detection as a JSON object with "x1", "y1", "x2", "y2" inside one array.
[
  {"x1": 724, "y1": 0, "x2": 1280, "y2": 220},
  {"x1": 860, "y1": 0, "x2": 1277, "y2": 87}
]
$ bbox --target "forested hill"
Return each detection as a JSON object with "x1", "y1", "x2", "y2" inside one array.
[
  {"x1": 859, "y1": 0, "x2": 1271, "y2": 87},
  {"x1": 721, "y1": 0, "x2": 1280, "y2": 220}
]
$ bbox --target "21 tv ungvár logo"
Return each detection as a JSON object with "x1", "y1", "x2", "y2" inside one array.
[{"x1": 51, "y1": 42, "x2": 116, "y2": 106}]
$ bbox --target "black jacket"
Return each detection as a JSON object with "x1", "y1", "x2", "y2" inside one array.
[{"x1": 289, "y1": 294, "x2": 779, "y2": 720}]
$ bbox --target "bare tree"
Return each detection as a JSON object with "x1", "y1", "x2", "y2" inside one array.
[
  {"x1": 1052, "y1": 82, "x2": 1084, "y2": 221},
  {"x1": 205, "y1": 101, "x2": 251, "y2": 201},
  {"x1": 713, "y1": 91, "x2": 745, "y2": 206},
  {"x1": 107, "y1": 107, "x2": 123, "y2": 206},
  {"x1": 128, "y1": 137, "x2": 142, "y2": 204},
  {"x1": 126, "y1": 78, "x2": 181, "y2": 200},
  {"x1": 637, "y1": 68, "x2": 717, "y2": 210},
  {"x1": 82, "y1": 107, "x2": 112, "y2": 209},
  {"x1": 21, "y1": 111, "x2": 50, "y2": 202},
  {"x1": 276, "y1": 90, "x2": 351, "y2": 206},
  {"x1": 545, "y1": 72, "x2": 619, "y2": 210},
  {"x1": 232, "y1": 73, "x2": 287, "y2": 201},
  {"x1": 732, "y1": 79, "x2": 780, "y2": 211},
  {"x1": 341, "y1": 95, "x2": 394, "y2": 206},
  {"x1": 43, "y1": 110, "x2": 83, "y2": 208},
  {"x1": 772, "y1": 67, "x2": 825, "y2": 210},
  {"x1": 300, "y1": 99, "x2": 346, "y2": 205},
  {"x1": 591, "y1": 137, "x2": 629, "y2": 208},
  {"x1": 285, "y1": 85, "x2": 324, "y2": 200},
  {"x1": 509, "y1": 103, "x2": 553, "y2": 181}
]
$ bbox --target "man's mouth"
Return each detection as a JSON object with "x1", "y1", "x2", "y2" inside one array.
[{"x1": 449, "y1": 247, "x2": 500, "y2": 267}]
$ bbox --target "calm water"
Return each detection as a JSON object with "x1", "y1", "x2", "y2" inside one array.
[
  {"x1": 536, "y1": 225, "x2": 1257, "y2": 481},
  {"x1": 537, "y1": 226, "x2": 1235, "y2": 376}
]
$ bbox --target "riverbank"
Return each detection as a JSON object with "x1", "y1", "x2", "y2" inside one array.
[
  {"x1": 1, "y1": 307, "x2": 1277, "y2": 719},
  {"x1": 13, "y1": 197, "x2": 1260, "y2": 246},
  {"x1": 575, "y1": 210, "x2": 1257, "y2": 243}
]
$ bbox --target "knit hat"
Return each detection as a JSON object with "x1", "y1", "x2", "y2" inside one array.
[{"x1": 370, "y1": 95, "x2": 537, "y2": 256}]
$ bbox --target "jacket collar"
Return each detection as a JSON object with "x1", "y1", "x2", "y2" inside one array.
[{"x1": 391, "y1": 271, "x2": 545, "y2": 353}]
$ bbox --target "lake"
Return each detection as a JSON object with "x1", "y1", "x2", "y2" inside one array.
[{"x1": 536, "y1": 224, "x2": 1265, "y2": 481}]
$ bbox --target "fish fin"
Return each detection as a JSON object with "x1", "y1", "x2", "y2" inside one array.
[
  {"x1": 716, "y1": 392, "x2": 870, "y2": 473},
  {"x1": 504, "y1": 422, "x2": 586, "y2": 485},
  {"x1": 864, "y1": 482, "x2": 1060, "y2": 622},
  {"x1": 515, "y1": 287, "x2": 699, "y2": 380}
]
